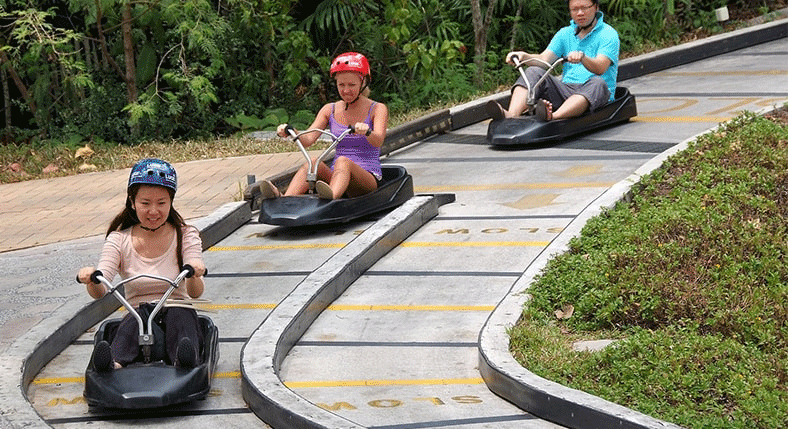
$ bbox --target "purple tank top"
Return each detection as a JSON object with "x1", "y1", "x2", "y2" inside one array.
[{"x1": 329, "y1": 102, "x2": 382, "y2": 179}]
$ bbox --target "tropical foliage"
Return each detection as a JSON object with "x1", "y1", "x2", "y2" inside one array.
[{"x1": 0, "y1": 0, "x2": 769, "y2": 145}]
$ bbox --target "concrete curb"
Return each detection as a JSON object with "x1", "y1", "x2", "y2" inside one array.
[
  {"x1": 618, "y1": 17, "x2": 788, "y2": 80},
  {"x1": 0, "y1": 293, "x2": 94, "y2": 429},
  {"x1": 477, "y1": 131, "x2": 696, "y2": 429},
  {"x1": 191, "y1": 201, "x2": 251, "y2": 250},
  {"x1": 4, "y1": 202, "x2": 250, "y2": 429},
  {"x1": 240, "y1": 194, "x2": 454, "y2": 428},
  {"x1": 476, "y1": 92, "x2": 788, "y2": 428}
]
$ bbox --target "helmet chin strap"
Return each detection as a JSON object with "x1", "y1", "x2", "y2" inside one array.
[
  {"x1": 575, "y1": 12, "x2": 599, "y2": 35},
  {"x1": 344, "y1": 79, "x2": 370, "y2": 110}
]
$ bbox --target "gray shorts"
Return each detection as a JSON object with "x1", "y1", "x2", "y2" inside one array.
[{"x1": 513, "y1": 66, "x2": 611, "y2": 112}]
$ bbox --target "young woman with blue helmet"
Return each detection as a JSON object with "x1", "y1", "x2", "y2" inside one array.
[{"x1": 77, "y1": 158, "x2": 207, "y2": 371}]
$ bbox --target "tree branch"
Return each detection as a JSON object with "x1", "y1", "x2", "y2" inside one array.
[{"x1": 0, "y1": 48, "x2": 36, "y2": 114}]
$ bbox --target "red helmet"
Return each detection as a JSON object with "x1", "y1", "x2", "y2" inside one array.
[{"x1": 330, "y1": 52, "x2": 370, "y2": 80}]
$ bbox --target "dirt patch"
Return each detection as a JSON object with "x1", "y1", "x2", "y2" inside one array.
[{"x1": 765, "y1": 105, "x2": 788, "y2": 125}]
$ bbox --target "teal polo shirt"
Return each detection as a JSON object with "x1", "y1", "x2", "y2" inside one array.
[{"x1": 546, "y1": 12, "x2": 619, "y2": 101}]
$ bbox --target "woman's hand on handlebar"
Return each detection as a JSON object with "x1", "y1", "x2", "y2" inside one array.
[
  {"x1": 77, "y1": 266, "x2": 97, "y2": 285},
  {"x1": 352, "y1": 122, "x2": 372, "y2": 137},
  {"x1": 276, "y1": 123, "x2": 291, "y2": 138},
  {"x1": 186, "y1": 261, "x2": 207, "y2": 278},
  {"x1": 183, "y1": 261, "x2": 207, "y2": 299},
  {"x1": 77, "y1": 266, "x2": 109, "y2": 299}
]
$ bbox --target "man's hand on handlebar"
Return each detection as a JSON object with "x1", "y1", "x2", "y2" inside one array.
[
  {"x1": 566, "y1": 50, "x2": 585, "y2": 64},
  {"x1": 506, "y1": 51, "x2": 528, "y2": 65}
]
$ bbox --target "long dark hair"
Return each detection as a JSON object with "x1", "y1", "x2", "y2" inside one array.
[{"x1": 107, "y1": 184, "x2": 186, "y2": 267}]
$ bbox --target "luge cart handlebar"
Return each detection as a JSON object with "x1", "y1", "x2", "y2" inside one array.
[
  {"x1": 283, "y1": 124, "x2": 357, "y2": 193},
  {"x1": 509, "y1": 55, "x2": 565, "y2": 108},
  {"x1": 82, "y1": 265, "x2": 199, "y2": 362}
]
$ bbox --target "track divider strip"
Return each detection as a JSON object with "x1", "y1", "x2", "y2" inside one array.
[{"x1": 240, "y1": 194, "x2": 455, "y2": 429}]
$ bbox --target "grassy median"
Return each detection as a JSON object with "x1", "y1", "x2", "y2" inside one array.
[{"x1": 509, "y1": 106, "x2": 788, "y2": 429}]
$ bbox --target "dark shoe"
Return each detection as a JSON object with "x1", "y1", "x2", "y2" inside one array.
[
  {"x1": 176, "y1": 337, "x2": 197, "y2": 369},
  {"x1": 93, "y1": 340, "x2": 113, "y2": 372},
  {"x1": 486, "y1": 100, "x2": 506, "y2": 121},
  {"x1": 534, "y1": 99, "x2": 552, "y2": 122}
]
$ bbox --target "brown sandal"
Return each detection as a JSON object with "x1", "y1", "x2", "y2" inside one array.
[
  {"x1": 535, "y1": 99, "x2": 552, "y2": 122},
  {"x1": 316, "y1": 180, "x2": 334, "y2": 200},
  {"x1": 259, "y1": 180, "x2": 281, "y2": 199}
]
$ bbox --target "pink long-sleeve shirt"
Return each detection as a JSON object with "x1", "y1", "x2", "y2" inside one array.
[{"x1": 96, "y1": 225, "x2": 203, "y2": 307}]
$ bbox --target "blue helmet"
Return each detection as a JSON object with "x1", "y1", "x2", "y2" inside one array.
[{"x1": 128, "y1": 158, "x2": 177, "y2": 192}]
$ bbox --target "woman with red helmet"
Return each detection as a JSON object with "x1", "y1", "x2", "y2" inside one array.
[{"x1": 263, "y1": 51, "x2": 389, "y2": 200}]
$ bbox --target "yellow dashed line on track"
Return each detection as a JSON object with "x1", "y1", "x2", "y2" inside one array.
[
  {"x1": 32, "y1": 376, "x2": 85, "y2": 385},
  {"x1": 414, "y1": 181, "x2": 614, "y2": 193},
  {"x1": 201, "y1": 303, "x2": 277, "y2": 310},
  {"x1": 208, "y1": 241, "x2": 548, "y2": 252},
  {"x1": 208, "y1": 243, "x2": 345, "y2": 251},
  {"x1": 327, "y1": 304, "x2": 495, "y2": 311},
  {"x1": 285, "y1": 377, "x2": 485, "y2": 389},
  {"x1": 31, "y1": 301, "x2": 493, "y2": 386},
  {"x1": 631, "y1": 116, "x2": 732, "y2": 123},
  {"x1": 33, "y1": 371, "x2": 243, "y2": 385}
]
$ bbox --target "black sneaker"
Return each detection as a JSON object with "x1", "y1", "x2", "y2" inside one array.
[
  {"x1": 486, "y1": 100, "x2": 506, "y2": 121},
  {"x1": 93, "y1": 340, "x2": 113, "y2": 372},
  {"x1": 176, "y1": 337, "x2": 197, "y2": 369}
]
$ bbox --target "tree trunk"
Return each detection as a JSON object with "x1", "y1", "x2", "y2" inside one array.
[
  {"x1": 95, "y1": 1, "x2": 125, "y2": 79},
  {"x1": 510, "y1": 1, "x2": 523, "y2": 50},
  {"x1": 82, "y1": 38, "x2": 92, "y2": 71},
  {"x1": 2, "y1": 68, "x2": 11, "y2": 130},
  {"x1": 122, "y1": 1, "x2": 138, "y2": 105},
  {"x1": 470, "y1": 0, "x2": 498, "y2": 87},
  {"x1": 0, "y1": 50, "x2": 36, "y2": 115}
]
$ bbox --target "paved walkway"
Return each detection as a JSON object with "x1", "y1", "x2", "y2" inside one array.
[{"x1": 0, "y1": 152, "x2": 307, "y2": 253}]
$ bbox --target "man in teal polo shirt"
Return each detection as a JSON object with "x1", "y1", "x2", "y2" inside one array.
[{"x1": 487, "y1": 0, "x2": 619, "y2": 122}]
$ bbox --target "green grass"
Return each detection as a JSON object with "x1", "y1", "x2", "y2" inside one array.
[{"x1": 509, "y1": 109, "x2": 788, "y2": 428}]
